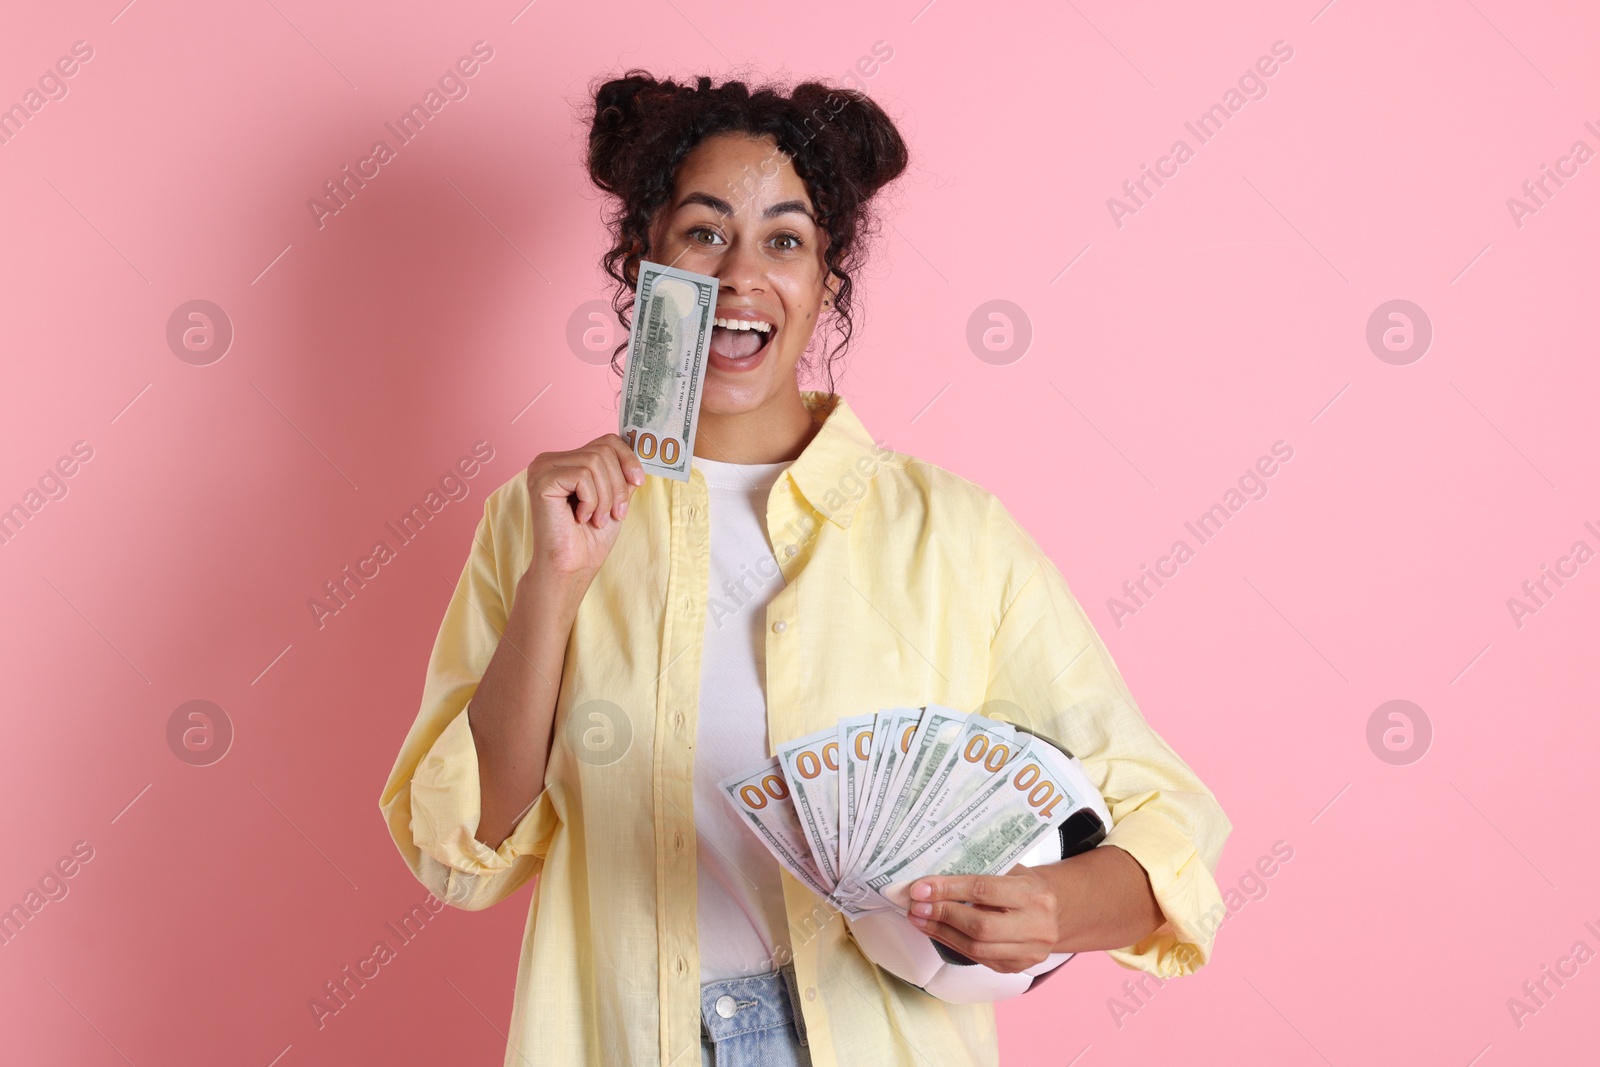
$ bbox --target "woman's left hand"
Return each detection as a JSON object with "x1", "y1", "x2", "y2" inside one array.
[
  {"x1": 906, "y1": 845, "x2": 1165, "y2": 973},
  {"x1": 905, "y1": 866, "x2": 1061, "y2": 974}
]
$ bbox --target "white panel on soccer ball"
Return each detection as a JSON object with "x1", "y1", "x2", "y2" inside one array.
[{"x1": 846, "y1": 910, "x2": 944, "y2": 987}]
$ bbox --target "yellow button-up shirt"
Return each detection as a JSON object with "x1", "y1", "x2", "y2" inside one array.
[{"x1": 380, "y1": 392, "x2": 1230, "y2": 1067}]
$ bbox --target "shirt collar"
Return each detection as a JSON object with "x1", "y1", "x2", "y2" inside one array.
[{"x1": 783, "y1": 392, "x2": 883, "y2": 529}]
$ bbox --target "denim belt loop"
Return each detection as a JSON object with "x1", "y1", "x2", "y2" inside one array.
[{"x1": 777, "y1": 960, "x2": 810, "y2": 1047}]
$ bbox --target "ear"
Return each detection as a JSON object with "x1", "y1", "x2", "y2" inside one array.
[{"x1": 821, "y1": 270, "x2": 842, "y2": 309}]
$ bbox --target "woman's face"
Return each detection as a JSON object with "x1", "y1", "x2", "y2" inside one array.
[{"x1": 647, "y1": 131, "x2": 833, "y2": 418}]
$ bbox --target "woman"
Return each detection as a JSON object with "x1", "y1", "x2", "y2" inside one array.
[{"x1": 380, "y1": 72, "x2": 1230, "y2": 1067}]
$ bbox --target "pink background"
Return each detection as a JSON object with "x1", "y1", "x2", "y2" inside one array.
[{"x1": 2, "y1": 1, "x2": 1596, "y2": 1064}]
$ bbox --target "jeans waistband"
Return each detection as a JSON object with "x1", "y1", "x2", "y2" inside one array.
[{"x1": 699, "y1": 961, "x2": 809, "y2": 1048}]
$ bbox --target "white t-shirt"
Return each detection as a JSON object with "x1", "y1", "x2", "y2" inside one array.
[{"x1": 693, "y1": 455, "x2": 793, "y2": 983}]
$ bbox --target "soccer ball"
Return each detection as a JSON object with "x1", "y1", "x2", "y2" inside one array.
[{"x1": 845, "y1": 738, "x2": 1112, "y2": 1003}]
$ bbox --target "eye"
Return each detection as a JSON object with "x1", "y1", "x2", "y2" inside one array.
[
  {"x1": 687, "y1": 225, "x2": 724, "y2": 246},
  {"x1": 771, "y1": 232, "x2": 804, "y2": 251}
]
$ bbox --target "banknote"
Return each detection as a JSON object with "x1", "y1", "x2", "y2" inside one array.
[
  {"x1": 837, "y1": 708, "x2": 921, "y2": 886},
  {"x1": 851, "y1": 705, "x2": 967, "y2": 880},
  {"x1": 867, "y1": 711, "x2": 1021, "y2": 870},
  {"x1": 776, "y1": 726, "x2": 843, "y2": 886},
  {"x1": 836, "y1": 713, "x2": 877, "y2": 875},
  {"x1": 835, "y1": 706, "x2": 993, "y2": 915},
  {"x1": 830, "y1": 708, "x2": 917, "y2": 915},
  {"x1": 618, "y1": 260, "x2": 717, "y2": 481},
  {"x1": 718, "y1": 757, "x2": 834, "y2": 899},
  {"x1": 839, "y1": 709, "x2": 892, "y2": 876},
  {"x1": 865, "y1": 740, "x2": 1081, "y2": 896}
]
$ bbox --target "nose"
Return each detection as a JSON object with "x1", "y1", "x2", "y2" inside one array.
[{"x1": 715, "y1": 229, "x2": 767, "y2": 297}]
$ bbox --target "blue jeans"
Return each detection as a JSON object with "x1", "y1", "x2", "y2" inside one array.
[{"x1": 699, "y1": 961, "x2": 813, "y2": 1067}]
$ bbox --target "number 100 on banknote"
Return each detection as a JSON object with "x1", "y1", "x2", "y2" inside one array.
[{"x1": 619, "y1": 261, "x2": 717, "y2": 482}]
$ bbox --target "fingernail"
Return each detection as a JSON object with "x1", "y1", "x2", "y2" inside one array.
[
  {"x1": 909, "y1": 914, "x2": 928, "y2": 925},
  {"x1": 911, "y1": 902, "x2": 932, "y2": 917},
  {"x1": 911, "y1": 883, "x2": 932, "y2": 900},
  {"x1": 618, "y1": 500, "x2": 628, "y2": 518}
]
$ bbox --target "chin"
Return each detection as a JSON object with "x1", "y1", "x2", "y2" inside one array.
[
  {"x1": 698, "y1": 384, "x2": 768, "y2": 418},
  {"x1": 700, "y1": 367, "x2": 793, "y2": 416}
]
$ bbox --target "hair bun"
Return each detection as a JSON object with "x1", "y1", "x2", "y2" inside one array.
[
  {"x1": 791, "y1": 83, "x2": 909, "y2": 198},
  {"x1": 588, "y1": 70, "x2": 673, "y2": 195}
]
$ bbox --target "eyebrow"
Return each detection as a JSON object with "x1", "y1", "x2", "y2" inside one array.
[{"x1": 677, "y1": 191, "x2": 816, "y2": 223}]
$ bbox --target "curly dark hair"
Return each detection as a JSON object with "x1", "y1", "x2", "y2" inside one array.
[{"x1": 583, "y1": 70, "x2": 909, "y2": 392}]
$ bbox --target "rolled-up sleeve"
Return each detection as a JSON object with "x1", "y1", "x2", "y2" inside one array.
[
  {"x1": 378, "y1": 490, "x2": 561, "y2": 912},
  {"x1": 984, "y1": 503, "x2": 1231, "y2": 978}
]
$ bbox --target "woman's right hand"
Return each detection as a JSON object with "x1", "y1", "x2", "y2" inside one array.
[
  {"x1": 470, "y1": 435, "x2": 642, "y2": 852},
  {"x1": 524, "y1": 434, "x2": 646, "y2": 586}
]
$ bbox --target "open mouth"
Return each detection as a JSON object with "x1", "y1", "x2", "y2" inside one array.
[{"x1": 709, "y1": 318, "x2": 775, "y2": 362}]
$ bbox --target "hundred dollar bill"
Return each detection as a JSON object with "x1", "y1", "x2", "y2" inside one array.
[
  {"x1": 833, "y1": 707, "x2": 923, "y2": 912},
  {"x1": 866, "y1": 739, "x2": 1081, "y2": 902},
  {"x1": 839, "y1": 708, "x2": 921, "y2": 879},
  {"x1": 838, "y1": 706, "x2": 969, "y2": 912},
  {"x1": 718, "y1": 757, "x2": 834, "y2": 900},
  {"x1": 867, "y1": 711, "x2": 1022, "y2": 872},
  {"x1": 839, "y1": 709, "x2": 893, "y2": 881},
  {"x1": 853, "y1": 706, "x2": 968, "y2": 880},
  {"x1": 618, "y1": 260, "x2": 717, "y2": 481},
  {"x1": 836, "y1": 713, "x2": 877, "y2": 875},
  {"x1": 776, "y1": 727, "x2": 843, "y2": 886}
]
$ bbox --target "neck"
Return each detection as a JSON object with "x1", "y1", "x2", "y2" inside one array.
[{"x1": 694, "y1": 386, "x2": 821, "y2": 464}]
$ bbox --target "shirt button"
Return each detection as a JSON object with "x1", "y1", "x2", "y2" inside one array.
[
  {"x1": 715, "y1": 994, "x2": 738, "y2": 1018},
  {"x1": 772, "y1": 619, "x2": 788, "y2": 634},
  {"x1": 784, "y1": 544, "x2": 798, "y2": 558},
  {"x1": 805, "y1": 986, "x2": 816, "y2": 1001}
]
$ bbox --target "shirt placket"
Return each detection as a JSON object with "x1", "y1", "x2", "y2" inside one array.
[
  {"x1": 656, "y1": 473, "x2": 709, "y2": 1066},
  {"x1": 764, "y1": 483, "x2": 836, "y2": 1065}
]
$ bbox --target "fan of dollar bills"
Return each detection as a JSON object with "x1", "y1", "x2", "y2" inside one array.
[{"x1": 719, "y1": 705, "x2": 1094, "y2": 917}]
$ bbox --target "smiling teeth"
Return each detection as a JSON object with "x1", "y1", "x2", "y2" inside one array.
[{"x1": 713, "y1": 317, "x2": 772, "y2": 333}]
